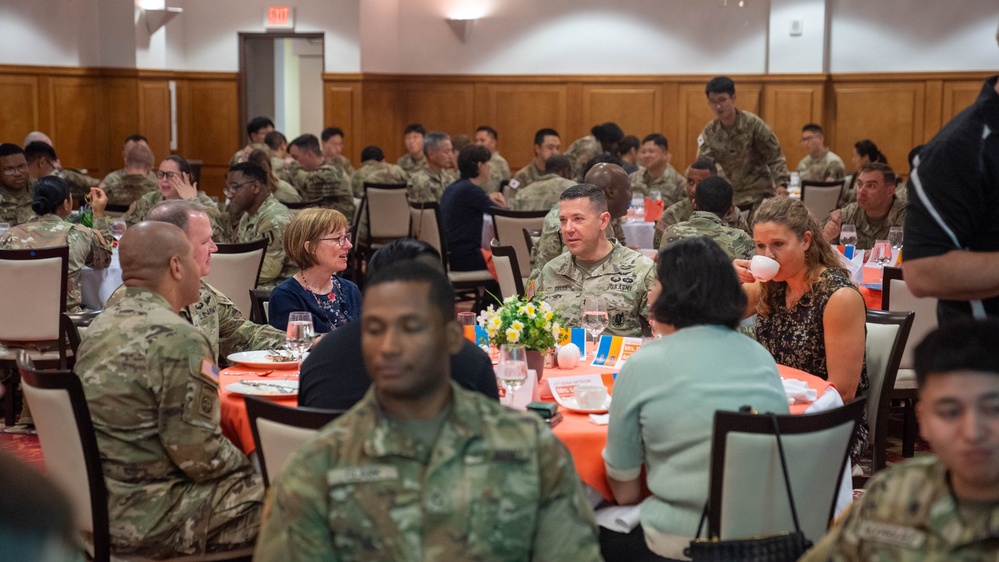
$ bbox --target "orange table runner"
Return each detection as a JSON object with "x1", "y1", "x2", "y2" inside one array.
[{"x1": 219, "y1": 365, "x2": 298, "y2": 455}]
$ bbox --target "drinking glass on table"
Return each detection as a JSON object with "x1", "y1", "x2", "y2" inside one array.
[
  {"x1": 581, "y1": 297, "x2": 609, "y2": 359},
  {"x1": 871, "y1": 239, "x2": 893, "y2": 267},
  {"x1": 839, "y1": 224, "x2": 858, "y2": 247},
  {"x1": 496, "y1": 344, "x2": 528, "y2": 406},
  {"x1": 285, "y1": 312, "x2": 315, "y2": 362},
  {"x1": 888, "y1": 226, "x2": 903, "y2": 250},
  {"x1": 457, "y1": 312, "x2": 478, "y2": 343}
]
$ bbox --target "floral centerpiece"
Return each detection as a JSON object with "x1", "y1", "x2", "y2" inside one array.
[
  {"x1": 67, "y1": 205, "x2": 94, "y2": 228},
  {"x1": 477, "y1": 295, "x2": 566, "y2": 379}
]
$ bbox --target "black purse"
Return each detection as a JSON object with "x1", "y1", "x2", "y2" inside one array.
[{"x1": 684, "y1": 414, "x2": 814, "y2": 562}]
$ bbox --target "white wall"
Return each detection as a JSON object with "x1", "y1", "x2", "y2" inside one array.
[
  {"x1": 0, "y1": 0, "x2": 101, "y2": 67},
  {"x1": 769, "y1": 0, "x2": 827, "y2": 73},
  {"x1": 360, "y1": 0, "x2": 400, "y2": 73}
]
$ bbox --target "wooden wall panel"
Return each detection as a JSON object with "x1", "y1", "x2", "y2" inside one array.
[
  {"x1": 832, "y1": 82, "x2": 925, "y2": 176},
  {"x1": 323, "y1": 80, "x2": 360, "y2": 162},
  {"x1": 48, "y1": 76, "x2": 103, "y2": 177},
  {"x1": 176, "y1": 78, "x2": 240, "y2": 197},
  {"x1": 99, "y1": 77, "x2": 140, "y2": 177},
  {"x1": 401, "y1": 83, "x2": 475, "y2": 141},
  {"x1": 358, "y1": 81, "x2": 404, "y2": 162},
  {"x1": 0, "y1": 75, "x2": 39, "y2": 147},
  {"x1": 763, "y1": 83, "x2": 825, "y2": 171},
  {"x1": 485, "y1": 84, "x2": 568, "y2": 171},
  {"x1": 137, "y1": 80, "x2": 172, "y2": 162},
  {"x1": 581, "y1": 85, "x2": 662, "y2": 147},
  {"x1": 941, "y1": 80, "x2": 983, "y2": 124}
]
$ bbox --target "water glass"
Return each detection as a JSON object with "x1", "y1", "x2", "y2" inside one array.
[
  {"x1": 285, "y1": 312, "x2": 315, "y2": 362},
  {"x1": 496, "y1": 344, "x2": 528, "y2": 406},
  {"x1": 630, "y1": 194, "x2": 645, "y2": 222},
  {"x1": 888, "y1": 226, "x2": 903, "y2": 250},
  {"x1": 871, "y1": 239, "x2": 893, "y2": 267},
  {"x1": 839, "y1": 224, "x2": 858, "y2": 247},
  {"x1": 581, "y1": 297, "x2": 609, "y2": 358}
]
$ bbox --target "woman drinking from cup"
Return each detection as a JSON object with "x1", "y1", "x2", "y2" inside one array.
[{"x1": 268, "y1": 208, "x2": 360, "y2": 333}]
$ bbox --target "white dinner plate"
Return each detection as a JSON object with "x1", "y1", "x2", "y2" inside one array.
[
  {"x1": 226, "y1": 350, "x2": 300, "y2": 370},
  {"x1": 560, "y1": 394, "x2": 612, "y2": 415},
  {"x1": 224, "y1": 379, "x2": 298, "y2": 397}
]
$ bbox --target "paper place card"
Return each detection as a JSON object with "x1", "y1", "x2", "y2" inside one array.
[
  {"x1": 590, "y1": 335, "x2": 643, "y2": 367},
  {"x1": 547, "y1": 374, "x2": 605, "y2": 409}
]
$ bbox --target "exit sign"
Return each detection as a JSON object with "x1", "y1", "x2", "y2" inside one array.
[{"x1": 266, "y1": 6, "x2": 294, "y2": 29}]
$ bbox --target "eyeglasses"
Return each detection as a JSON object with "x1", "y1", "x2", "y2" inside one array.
[
  {"x1": 320, "y1": 233, "x2": 352, "y2": 247},
  {"x1": 800, "y1": 135, "x2": 818, "y2": 143},
  {"x1": 1, "y1": 164, "x2": 28, "y2": 176},
  {"x1": 222, "y1": 180, "x2": 256, "y2": 198},
  {"x1": 155, "y1": 170, "x2": 180, "y2": 180}
]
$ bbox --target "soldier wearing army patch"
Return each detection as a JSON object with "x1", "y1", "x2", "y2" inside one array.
[
  {"x1": 76, "y1": 221, "x2": 262, "y2": 558},
  {"x1": 398, "y1": 123, "x2": 428, "y2": 174},
  {"x1": 0, "y1": 143, "x2": 35, "y2": 226},
  {"x1": 514, "y1": 128, "x2": 562, "y2": 189},
  {"x1": 406, "y1": 132, "x2": 458, "y2": 204},
  {"x1": 659, "y1": 176, "x2": 754, "y2": 260},
  {"x1": 226, "y1": 162, "x2": 297, "y2": 290},
  {"x1": 511, "y1": 155, "x2": 575, "y2": 211},
  {"x1": 629, "y1": 133, "x2": 687, "y2": 207},
  {"x1": 288, "y1": 133, "x2": 355, "y2": 217},
  {"x1": 797, "y1": 123, "x2": 847, "y2": 183}
]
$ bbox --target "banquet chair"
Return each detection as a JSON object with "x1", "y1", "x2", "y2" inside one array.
[
  {"x1": 284, "y1": 199, "x2": 323, "y2": 216},
  {"x1": 487, "y1": 208, "x2": 547, "y2": 282},
  {"x1": 801, "y1": 179, "x2": 846, "y2": 221},
  {"x1": 882, "y1": 266, "x2": 937, "y2": 457},
  {"x1": 249, "y1": 289, "x2": 271, "y2": 325},
  {"x1": 409, "y1": 201, "x2": 493, "y2": 308},
  {"x1": 0, "y1": 246, "x2": 70, "y2": 426},
  {"x1": 203, "y1": 239, "x2": 267, "y2": 318},
  {"x1": 706, "y1": 398, "x2": 866, "y2": 544},
  {"x1": 17, "y1": 351, "x2": 253, "y2": 562},
  {"x1": 490, "y1": 243, "x2": 525, "y2": 299},
  {"x1": 863, "y1": 309, "x2": 914, "y2": 473},
  {"x1": 244, "y1": 395, "x2": 343, "y2": 487},
  {"x1": 361, "y1": 182, "x2": 409, "y2": 251},
  {"x1": 103, "y1": 203, "x2": 131, "y2": 218}
]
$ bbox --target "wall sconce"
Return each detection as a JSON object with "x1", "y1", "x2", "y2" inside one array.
[
  {"x1": 143, "y1": 7, "x2": 183, "y2": 34},
  {"x1": 447, "y1": 18, "x2": 474, "y2": 42}
]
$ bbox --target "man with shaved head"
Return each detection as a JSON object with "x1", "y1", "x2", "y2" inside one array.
[
  {"x1": 530, "y1": 162, "x2": 632, "y2": 278},
  {"x1": 76, "y1": 222, "x2": 263, "y2": 558}
]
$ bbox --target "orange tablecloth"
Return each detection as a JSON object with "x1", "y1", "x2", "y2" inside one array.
[
  {"x1": 219, "y1": 365, "x2": 299, "y2": 455},
  {"x1": 859, "y1": 285, "x2": 882, "y2": 310},
  {"x1": 545, "y1": 363, "x2": 833, "y2": 501}
]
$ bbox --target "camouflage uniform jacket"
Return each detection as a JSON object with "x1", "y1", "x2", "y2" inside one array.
[
  {"x1": 655, "y1": 198, "x2": 750, "y2": 248},
  {"x1": 797, "y1": 148, "x2": 847, "y2": 182},
  {"x1": 326, "y1": 155, "x2": 355, "y2": 178},
  {"x1": 273, "y1": 179, "x2": 302, "y2": 204},
  {"x1": 563, "y1": 135, "x2": 601, "y2": 180},
  {"x1": 628, "y1": 165, "x2": 687, "y2": 206},
  {"x1": 697, "y1": 110, "x2": 791, "y2": 208},
  {"x1": 235, "y1": 194, "x2": 297, "y2": 290},
  {"x1": 102, "y1": 168, "x2": 157, "y2": 192},
  {"x1": 301, "y1": 164, "x2": 355, "y2": 219},
  {"x1": 76, "y1": 287, "x2": 263, "y2": 557},
  {"x1": 831, "y1": 196, "x2": 907, "y2": 250},
  {"x1": 536, "y1": 241, "x2": 655, "y2": 337},
  {"x1": 801, "y1": 456, "x2": 999, "y2": 562},
  {"x1": 511, "y1": 173, "x2": 575, "y2": 211},
  {"x1": 512, "y1": 161, "x2": 544, "y2": 188},
  {"x1": 0, "y1": 184, "x2": 34, "y2": 225},
  {"x1": 351, "y1": 160, "x2": 409, "y2": 198},
  {"x1": 482, "y1": 151, "x2": 512, "y2": 194},
  {"x1": 531, "y1": 204, "x2": 627, "y2": 279},
  {"x1": 253, "y1": 382, "x2": 602, "y2": 562},
  {"x1": 104, "y1": 173, "x2": 157, "y2": 207},
  {"x1": 397, "y1": 152, "x2": 427, "y2": 175},
  {"x1": 124, "y1": 191, "x2": 224, "y2": 236},
  {"x1": 407, "y1": 167, "x2": 458, "y2": 204},
  {"x1": 57, "y1": 168, "x2": 101, "y2": 202},
  {"x1": 660, "y1": 211, "x2": 755, "y2": 259},
  {"x1": 0, "y1": 213, "x2": 113, "y2": 313}
]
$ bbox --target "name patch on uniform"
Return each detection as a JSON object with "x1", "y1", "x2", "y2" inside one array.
[
  {"x1": 328, "y1": 466, "x2": 399, "y2": 485},
  {"x1": 855, "y1": 521, "x2": 926, "y2": 549}
]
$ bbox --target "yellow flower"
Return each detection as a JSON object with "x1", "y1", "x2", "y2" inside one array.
[
  {"x1": 486, "y1": 327, "x2": 497, "y2": 338},
  {"x1": 505, "y1": 328, "x2": 520, "y2": 343},
  {"x1": 511, "y1": 320, "x2": 524, "y2": 331},
  {"x1": 489, "y1": 316, "x2": 502, "y2": 329},
  {"x1": 552, "y1": 322, "x2": 562, "y2": 339},
  {"x1": 524, "y1": 303, "x2": 537, "y2": 318},
  {"x1": 543, "y1": 310, "x2": 553, "y2": 322}
]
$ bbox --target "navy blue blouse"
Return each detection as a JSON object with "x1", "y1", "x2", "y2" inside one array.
[{"x1": 268, "y1": 275, "x2": 361, "y2": 334}]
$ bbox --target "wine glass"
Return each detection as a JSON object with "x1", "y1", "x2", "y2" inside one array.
[
  {"x1": 496, "y1": 344, "x2": 528, "y2": 407},
  {"x1": 581, "y1": 297, "x2": 609, "y2": 359},
  {"x1": 285, "y1": 311, "x2": 315, "y2": 362},
  {"x1": 839, "y1": 224, "x2": 858, "y2": 247},
  {"x1": 871, "y1": 239, "x2": 893, "y2": 267},
  {"x1": 888, "y1": 226, "x2": 903, "y2": 250}
]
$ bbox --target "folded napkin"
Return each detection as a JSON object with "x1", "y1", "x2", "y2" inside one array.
[
  {"x1": 589, "y1": 413, "x2": 610, "y2": 425},
  {"x1": 595, "y1": 505, "x2": 642, "y2": 533},
  {"x1": 782, "y1": 378, "x2": 818, "y2": 404}
]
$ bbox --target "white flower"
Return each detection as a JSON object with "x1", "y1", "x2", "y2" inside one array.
[
  {"x1": 524, "y1": 303, "x2": 537, "y2": 318},
  {"x1": 540, "y1": 301, "x2": 553, "y2": 313},
  {"x1": 489, "y1": 315, "x2": 503, "y2": 330},
  {"x1": 505, "y1": 328, "x2": 520, "y2": 343},
  {"x1": 511, "y1": 320, "x2": 524, "y2": 331},
  {"x1": 486, "y1": 327, "x2": 497, "y2": 338},
  {"x1": 551, "y1": 322, "x2": 562, "y2": 339},
  {"x1": 504, "y1": 295, "x2": 517, "y2": 304}
]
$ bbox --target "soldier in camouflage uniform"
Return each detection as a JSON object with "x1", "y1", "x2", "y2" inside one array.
[
  {"x1": 76, "y1": 222, "x2": 262, "y2": 558},
  {"x1": 397, "y1": 123, "x2": 428, "y2": 174},
  {"x1": 322, "y1": 126, "x2": 356, "y2": 178},
  {"x1": 629, "y1": 133, "x2": 687, "y2": 206},
  {"x1": 822, "y1": 163, "x2": 905, "y2": 250},
  {"x1": 406, "y1": 132, "x2": 458, "y2": 203},
  {"x1": 226, "y1": 162, "x2": 298, "y2": 290},
  {"x1": 102, "y1": 143, "x2": 158, "y2": 207},
  {"x1": 0, "y1": 144, "x2": 35, "y2": 226},
  {"x1": 125, "y1": 155, "x2": 225, "y2": 238},
  {"x1": 288, "y1": 134, "x2": 355, "y2": 218},
  {"x1": 802, "y1": 320, "x2": 999, "y2": 562},
  {"x1": 228, "y1": 116, "x2": 275, "y2": 167},
  {"x1": 351, "y1": 147, "x2": 409, "y2": 197},
  {"x1": 797, "y1": 123, "x2": 846, "y2": 182},
  {"x1": 24, "y1": 141, "x2": 102, "y2": 205},
  {"x1": 564, "y1": 122, "x2": 624, "y2": 180},
  {"x1": 254, "y1": 261, "x2": 602, "y2": 562},
  {"x1": 660, "y1": 176, "x2": 754, "y2": 260},
  {"x1": 0, "y1": 177, "x2": 113, "y2": 312},
  {"x1": 654, "y1": 159, "x2": 751, "y2": 248},
  {"x1": 511, "y1": 154, "x2": 575, "y2": 211},
  {"x1": 530, "y1": 163, "x2": 631, "y2": 279},
  {"x1": 535, "y1": 184, "x2": 654, "y2": 337},
  {"x1": 698, "y1": 76, "x2": 791, "y2": 210},
  {"x1": 513, "y1": 128, "x2": 561, "y2": 189},
  {"x1": 474, "y1": 125, "x2": 512, "y2": 193},
  {"x1": 102, "y1": 134, "x2": 158, "y2": 191}
]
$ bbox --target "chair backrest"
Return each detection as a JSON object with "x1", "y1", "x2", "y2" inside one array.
[
  {"x1": 882, "y1": 267, "x2": 938, "y2": 370},
  {"x1": 490, "y1": 244, "x2": 525, "y2": 298},
  {"x1": 408, "y1": 201, "x2": 449, "y2": 270},
  {"x1": 365, "y1": 183, "x2": 410, "y2": 240},
  {"x1": 249, "y1": 288, "x2": 271, "y2": 325},
  {"x1": 801, "y1": 179, "x2": 846, "y2": 221},
  {"x1": 202, "y1": 238, "x2": 268, "y2": 318},
  {"x1": 0, "y1": 247, "x2": 69, "y2": 343},
  {"x1": 708, "y1": 399, "x2": 866, "y2": 543},
  {"x1": 284, "y1": 199, "x2": 323, "y2": 216},
  {"x1": 488, "y1": 208, "x2": 548, "y2": 278},
  {"x1": 864, "y1": 309, "x2": 915, "y2": 470},
  {"x1": 17, "y1": 351, "x2": 110, "y2": 561},
  {"x1": 103, "y1": 203, "x2": 130, "y2": 217},
  {"x1": 244, "y1": 395, "x2": 343, "y2": 487}
]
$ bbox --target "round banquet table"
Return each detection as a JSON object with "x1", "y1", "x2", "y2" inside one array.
[{"x1": 219, "y1": 364, "x2": 299, "y2": 455}]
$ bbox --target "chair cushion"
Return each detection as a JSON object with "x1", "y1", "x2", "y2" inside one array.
[
  {"x1": 448, "y1": 270, "x2": 495, "y2": 283},
  {"x1": 894, "y1": 369, "x2": 918, "y2": 390}
]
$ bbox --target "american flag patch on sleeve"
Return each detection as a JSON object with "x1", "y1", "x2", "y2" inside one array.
[{"x1": 200, "y1": 359, "x2": 219, "y2": 385}]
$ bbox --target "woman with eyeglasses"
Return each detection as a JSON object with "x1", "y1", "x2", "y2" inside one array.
[
  {"x1": 267, "y1": 207, "x2": 360, "y2": 333},
  {"x1": 124, "y1": 155, "x2": 223, "y2": 234}
]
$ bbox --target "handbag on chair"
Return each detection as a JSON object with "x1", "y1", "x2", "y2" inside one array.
[{"x1": 684, "y1": 414, "x2": 814, "y2": 562}]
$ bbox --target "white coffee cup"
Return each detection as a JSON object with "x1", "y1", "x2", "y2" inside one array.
[
  {"x1": 749, "y1": 255, "x2": 780, "y2": 282},
  {"x1": 574, "y1": 384, "x2": 607, "y2": 409}
]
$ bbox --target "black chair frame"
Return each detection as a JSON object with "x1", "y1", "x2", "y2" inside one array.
[
  {"x1": 249, "y1": 289, "x2": 272, "y2": 325},
  {"x1": 880, "y1": 265, "x2": 921, "y2": 458},
  {"x1": 489, "y1": 243, "x2": 525, "y2": 297},
  {"x1": 865, "y1": 309, "x2": 914, "y2": 473}
]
